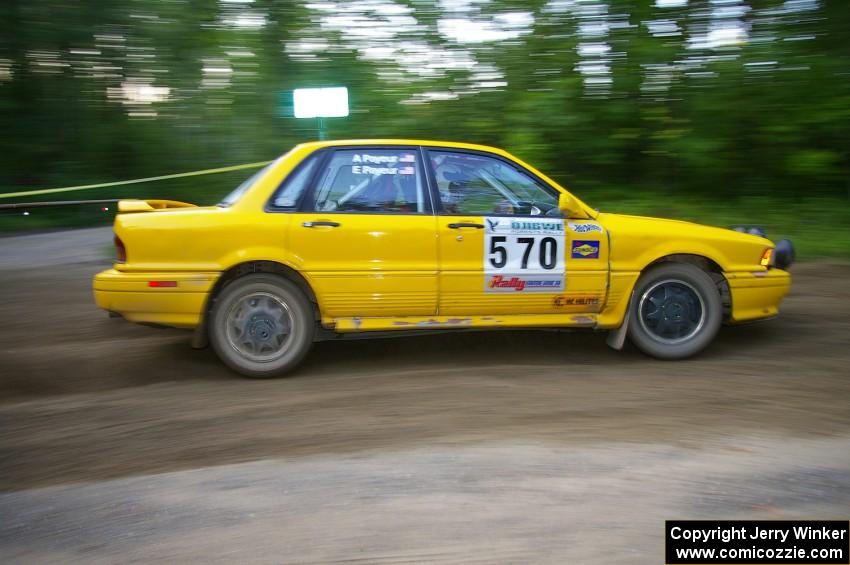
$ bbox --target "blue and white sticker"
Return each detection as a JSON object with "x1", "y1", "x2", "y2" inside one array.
[{"x1": 567, "y1": 221, "x2": 604, "y2": 234}]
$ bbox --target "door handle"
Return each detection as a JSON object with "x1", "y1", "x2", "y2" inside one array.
[
  {"x1": 447, "y1": 222, "x2": 484, "y2": 229},
  {"x1": 302, "y1": 221, "x2": 340, "y2": 228}
]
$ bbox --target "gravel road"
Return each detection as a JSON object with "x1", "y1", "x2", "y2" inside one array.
[{"x1": 1, "y1": 228, "x2": 849, "y2": 563}]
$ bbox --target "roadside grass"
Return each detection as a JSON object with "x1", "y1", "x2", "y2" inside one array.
[{"x1": 586, "y1": 191, "x2": 850, "y2": 260}]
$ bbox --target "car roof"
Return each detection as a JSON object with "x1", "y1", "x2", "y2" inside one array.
[{"x1": 293, "y1": 139, "x2": 510, "y2": 156}]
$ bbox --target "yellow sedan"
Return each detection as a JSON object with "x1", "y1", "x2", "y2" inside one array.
[{"x1": 93, "y1": 140, "x2": 793, "y2": 377}]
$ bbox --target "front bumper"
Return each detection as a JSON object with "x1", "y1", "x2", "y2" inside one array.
[
  {"x1": 726, "y1": 268, "x2": 791, "y2": 323},
  {"x1": 93, "y1": 269, "x2": 219, "y2": 328}
]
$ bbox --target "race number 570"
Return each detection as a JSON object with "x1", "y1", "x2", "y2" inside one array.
[
  {"x1": 488, "y1": 236, "x2": 559, "y2": 270},
  {"x1": 482, "y1": 217, "x2": 566, "y2": 293}
]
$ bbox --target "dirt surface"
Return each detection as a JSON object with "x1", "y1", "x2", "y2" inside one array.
[{"x1": 1, "y1": 229, "x2": 849, "y2": 563}]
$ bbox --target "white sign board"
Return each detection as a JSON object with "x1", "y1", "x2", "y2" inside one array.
[{"x1": 293, "y1": 87, "x2": 349, "y2": 119}]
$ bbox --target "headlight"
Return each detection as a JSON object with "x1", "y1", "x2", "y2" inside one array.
[{"x1": 771, "y1": 239, "x2": 795, "y2": 269}]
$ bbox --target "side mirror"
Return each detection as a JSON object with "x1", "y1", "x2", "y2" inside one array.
[{"x1": 558, "y1": 192, "x2": 583, "y2": 218}]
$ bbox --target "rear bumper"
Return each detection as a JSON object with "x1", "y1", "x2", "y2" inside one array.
[
  {"x1": 726, "y1": 268, "x2": 791, "y2": 323},
  {"x1": 93, "y1": 269, "x2": 219, "y2": 328}
]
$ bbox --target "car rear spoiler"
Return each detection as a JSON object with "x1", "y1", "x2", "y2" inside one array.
[{"x1": 117, "y1": 199, "x2": 197, "y2": 213}]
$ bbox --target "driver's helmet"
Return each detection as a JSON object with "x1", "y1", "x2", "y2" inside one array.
[{"x1": 437, "y1": 166, "x2": 469, "y2": 209}]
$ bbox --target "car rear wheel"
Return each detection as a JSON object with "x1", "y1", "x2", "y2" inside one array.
[
  {"x1": 627, "y1": 263, "x2": 722, "y2": 359},
  {"x1": 210, "y1": 274, "x2": 314, "y2": 378}
]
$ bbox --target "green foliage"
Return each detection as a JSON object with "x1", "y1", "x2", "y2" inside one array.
[
  {"x1": 589, "y1": 190, "x2": 850, "y2": 259},
  {"x1": 0, "y1": 0, "x2": 848, "y2": 255},
  {"x1": 787, "y1": 150, "x2": 841, "y2": 178}
]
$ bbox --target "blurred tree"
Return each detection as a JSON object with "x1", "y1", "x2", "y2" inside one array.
[{"x1": 0, "y1": 0, "x2": 848, "y2": 205}]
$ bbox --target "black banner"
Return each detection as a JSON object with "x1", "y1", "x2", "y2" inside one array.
[{"x1": 666, "y1": 520, "x2": 849, "y2": 564}]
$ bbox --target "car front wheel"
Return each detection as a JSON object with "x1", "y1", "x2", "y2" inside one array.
[
  {"x1": 209, "y1": 274, "x2": 315, "y2": 378},
  {"x1": 627, "y1": 263, "x2": 722, "y2": 360}
]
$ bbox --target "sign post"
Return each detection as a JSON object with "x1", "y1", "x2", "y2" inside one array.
[{"x1": 292, "y1": 87, "x2": 349, "y2": 140}]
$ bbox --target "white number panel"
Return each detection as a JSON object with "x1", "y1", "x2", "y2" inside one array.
[{"x1": 483, "y1": 217, "x2": 565, "y2": 293}]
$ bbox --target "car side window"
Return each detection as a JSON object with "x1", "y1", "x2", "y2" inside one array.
[
  {"x1": 270, "y1": 153, "x2": 321, "y2": 209},
  {"x1": 308, "y1": 149, "x2": 426, "y2": 214},
  {"x1": 429, "y1": 150, "x2": 559, "y2": 216}
]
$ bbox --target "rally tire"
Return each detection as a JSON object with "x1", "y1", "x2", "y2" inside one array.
[
  {"x1": 627, "y1": 263, "x2": 722, "y2": 360},
  {"x1": 209, "y1": 274, "x2": 314, "y2": 378}
]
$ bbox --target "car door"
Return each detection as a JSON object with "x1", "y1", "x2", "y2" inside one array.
[
  {"x1": 287, "y1": 146, "x2": 438, "y2": 318},
  {"x1": 426, "y1": 148, "x2": 608, "y2": 315}
]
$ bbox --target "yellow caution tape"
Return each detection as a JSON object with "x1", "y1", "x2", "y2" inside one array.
[{"x1": 0, "y1": 160, "x2": 274, "y2": 200}]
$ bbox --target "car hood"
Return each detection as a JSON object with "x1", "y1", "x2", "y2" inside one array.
[
  {"x1": 593, "y1": 212, "x2": 775, "y2": 272},
  {"x1": 597, "y1": 212, "x2": 772, "y2": 245}
]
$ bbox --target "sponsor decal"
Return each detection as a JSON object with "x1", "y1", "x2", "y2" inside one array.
[
  {"x1": 488, "y1": 275, "x2": 526, "y2": 291},
  {"x1": 509, "y1": 220, "x2": 564, "y2": 233},
  {"x1": 571, "y1": 240, "x2": 600, "y2": 259},
  {"x1": 553, "y1": 296, "x2": 601, "y2": 306},
  {"x1": 568, "y1": 221, "x2": 604, "y2": 234},
  {"x1": 485, "y1": 217, "x2": 564, "y2": 235},
  {"x1": 486, "y1": 275, "x2": 563, "y2": 293}
]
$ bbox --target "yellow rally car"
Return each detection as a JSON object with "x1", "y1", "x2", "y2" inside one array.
[{"x1": 93, "y1": 140, "x2": 794, "y2": 377}]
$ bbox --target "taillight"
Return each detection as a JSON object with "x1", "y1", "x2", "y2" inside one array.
[{"x1": 114, "y1": 235, "x2": 126, "y2": 263}]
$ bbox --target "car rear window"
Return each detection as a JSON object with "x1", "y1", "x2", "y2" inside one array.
[{"x1": 218, "y1": 164, "x2": 271, "y2": 207}]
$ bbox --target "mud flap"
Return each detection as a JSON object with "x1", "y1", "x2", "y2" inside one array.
[
  {"x1": 190, "y1": 322, "x2": 208, "y2": 349},
  {"x1": 605, "y1": 294, "x2": 632, "y2": 351}
]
